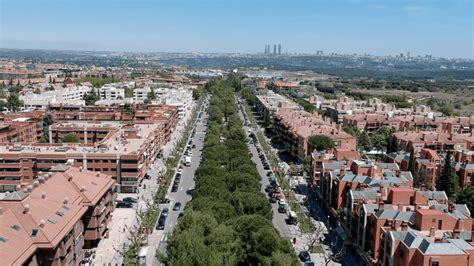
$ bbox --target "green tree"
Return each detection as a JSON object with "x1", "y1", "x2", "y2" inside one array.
[
  {"x1": 7, "y1": 93, "x2": 22, "y2": 111},
  {"x1": 456, "y1": 186, "x2": 474, "y2": 218},
  {"x1": 124, "y1": 87, "x2": 134, "y2": 98},
  {"x1": 416, "y1": 168, "x2": 430, "y2": 189},
  {"x1": 262, "y1": 111, "x2": 271, "y2": 128},
  {"x1": 408, "y1": 149, "x2": 417, "y2": 182},
  {"x1": 357, "y1": 131, "x2": 371, "y2": 151},
  {"x1": 308, "y1": 135, "x2": 335, "y2": 151},
  {"x1": 437, "y1": 105, "x2": 455, "y2": 116},
  {"x1": 62, "y1": 134, "x2": 80, "y2": 143},
  {"x1": 83, "y1": 89, "x2": 100, "y2": 106},
  {"x1": 436, "y1": 151, "x2": 460, "y2": 199},
  {"x1": 145, "y1": 88, "x2": 156, "y2": 104}
]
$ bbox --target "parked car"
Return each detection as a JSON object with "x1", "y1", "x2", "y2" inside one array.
[
  {"x1": 263, "y1": 164, "x2": 270, "y2": 170},
  {"x1": 299, "y1": 251, "x2": 311, "y2": 262},
  {"x1": 172, "y1": 183, "x2": 179, "y2": 192},
  {"x1": 269, "y1": 194, "x2": 277, "y2": 203},
  {"x1": 159, "y1": 198, "x2": 170, "y2": 204},
  {"x1": 273, "y1": 187, "x2": 281, "y2": 193},
  {"x1": 173, "y1": 202, "x2": 182, "y2": 211},
  {"x1": 156, "y1": 216, "x2": 166, "y2": 230},
  {"x1": 278, "y1": 204, "x2": 287, "y2": 213},
  {"x1": 177, "y1": 212, "x2": 184, "y2": 219},
  {"x1": 161, "y1": 208, "x2": 169, "y2": 217},
  {"x1": 116, "y1": 201, "x2": 133, "y2": 208},
  {"x1": 275, "y1": 194, "x2": 283, "y2": 200},
  {"x1": 122, "y1": 197, "x2": 138, "y2": 203}
]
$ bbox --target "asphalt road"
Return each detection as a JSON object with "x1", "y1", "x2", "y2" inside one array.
[
  {"x1": 237, "y1": 100, "x2": 293, "y2": 241},
  {"x1": 153, "y1": 96, "x2": 209, "y2": 260}
]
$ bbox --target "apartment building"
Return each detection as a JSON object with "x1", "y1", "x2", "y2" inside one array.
[
  {"x1": 0, "y1": 165, "x2": 115, "y2": 266},
  {"x1": 394, "y1": 131, "x2": 474, "y2": 154},
  {"x1": 272, "y1": 108, "x2": 356, "y2": 161},
  {"x1": 49, "y1": 104, "x2": 179, "y2": 143},
  {"x1": 99, "y1": 85, "x2": 125, "y2": 100},
  {"x1": 0, "y1": 120, "x2": 41, "y2": 143},
  {"x1": 133, "y1": 87, "x2": 152, "y2": 102},
  {"x1": 20, "y1": 86, "x2": 92, "y2": 109},
  {"x1": 0, "y1": 120, "x2": 165, "y2": 193},
  {"x1": 343, "y1": 114, "x2": 400, "y2": 133}
]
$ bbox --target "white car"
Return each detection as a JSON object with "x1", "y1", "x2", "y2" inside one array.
[{"x1": 177, "y1": 168, "x2": 183, "y2": 175}]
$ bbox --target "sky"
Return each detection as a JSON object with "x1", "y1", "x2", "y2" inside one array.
[{"x1": 0, "y1": 0, "x2": 473, "y2": 58}]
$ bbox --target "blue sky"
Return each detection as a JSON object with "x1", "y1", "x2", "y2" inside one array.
[{"x1": 0, "y1": 0, "x2": 472, "y2": 58}]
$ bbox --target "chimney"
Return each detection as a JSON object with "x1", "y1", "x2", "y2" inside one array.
[
  {"x1": 39, "y1": 219, "x2": 46, "y2": 228},
  {"x1": 23, "y1": 204, "x2": 30, "y2": 214},
  {"x1": 429, "y1": 227, "x2": 436, "y2": 237},
  {"x1": 398, "y1": 204, "x2": 403, "y2": 212},
  {"x1": 41, "y1": 191, "x2": 46, "y2": 199},
  {"x1": 448, "y1": 202, "x2": 456, "y2": 213},
  {"x1": 453, "y1": 229, "x2": 461, "y2": 239},
  {"x1": 401, "y1": 221, "x2": 408, "y2": 231},
  {"x1": 63, "y1": 197, "x2": 69, "y2": 205},
  {"x1": 340, "y1": 168, "x2": 345, "y2": 176},
  {"x1": 33, "y1": 181, "x2": 39, "y2": 188},
  {"x1": 79, "y1": 166, "x2": 83, "y2": 172},
  {"x1": 378, "y1": 201, "x2": 385, "y2": 211},
  {"x1": 0, "y1": 207, "x2": 2, "y2": 216}
]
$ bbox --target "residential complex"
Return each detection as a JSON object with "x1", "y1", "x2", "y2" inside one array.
[
  {"x1": 0, "y1": 165, "x2": 115, "y2": 266},
  {"x1": 20, "y1": 86, "x2": 92, "y2": 109}
]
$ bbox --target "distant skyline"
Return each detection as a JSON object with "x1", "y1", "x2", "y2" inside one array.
[{"x1": 0, "y1": 0, "x2": 473, "y2": 59}]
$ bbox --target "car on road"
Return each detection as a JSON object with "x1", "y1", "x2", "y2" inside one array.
[
  {"x1": 275, "y1": 193, "x2": 283, "y2": 200},
  {"x1": 177, "y1": 212, "x2": 184, "y2": 219},
  {"x1": 161, "y1": 208, "x2": 169, "y2": 217},
  {"x1": 173, "y1": 202, "x2": 182, "y2": 211},
  {"x1": 299, "y1": 251, "x2": 311, "y2": 262},
  {"x1": 176, "y1": 168, "x2": 183, "y2": 175},
  {"x1": 273, "y1": 187, "x2": 281, "y2": 193},
  {"x1": 122, "y1": 197, "x2": 138, "y2": 203},
  {"x1": 156, "y1": 216, "x2": 166, "y2": 230},
  {"x1": 269, "y1": 194, "x2": 277, "y2": 203},
  {"x1": 263, "y1": 163, "x2": 270, "y2": 170},
  {"x1": 184, "y1": 156, "x2": 192, "y2": 166},
  {"x1": 186, "y1": 188, "x2": 195, "y2": 195},
  {"x1": 266, "y1": 171, "x2": 273, "y2": 177},
  {"x1": 116, "y1": 201, "x2": 133, "y2": 208},
  {"x1": 175, "y1": 173, "x2": 181, "y2": 180},
  {"x1": 159, "y1": 198, "x2": 170, "y2": 204},
  {"x1": 278, "y1": 204, "x2": 287, "y2": 213},
  {"x1": 172, "y1": 183, "x2": 179, "y2": 192},
  {"x1": 304, "y1": 262, "x2": 315, "y2": 266},
  {"x1": 192, "y1": 144, "x2": 196, "y2": 149}
]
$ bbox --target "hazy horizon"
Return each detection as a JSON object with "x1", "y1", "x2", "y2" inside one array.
[{"x1": 1, "y1": 0, "x2": 473, "y2": 59}]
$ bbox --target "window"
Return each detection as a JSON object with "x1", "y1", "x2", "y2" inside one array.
[
  {"x1": 56, "y1": 211, "x2": 64, "y2": 217},
  {"x1": 431, "y1": 262, "x2": 439, "y2": 266},
  {"x1": 48, "y1": 218, "x2": 57, "y2": 224},
  {"x1": 0, "y1": 236, "x2": 7, "y2": 242},
  {"x1": 30, "y1": 229, "x2": 38, "y2": 237}
]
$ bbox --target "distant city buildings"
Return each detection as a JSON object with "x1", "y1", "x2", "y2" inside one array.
[{"x1": 264, "y1": 44, "x2": 282, "y2": 55}]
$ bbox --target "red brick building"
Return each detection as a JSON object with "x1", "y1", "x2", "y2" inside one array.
[{"x1": 0, "y1": 165, "x2": 115, "y2": 265}]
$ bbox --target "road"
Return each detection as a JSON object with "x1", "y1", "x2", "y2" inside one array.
[
  {"x1": 147, "y1": 96, "x2": 210, "y2": 265},
  {"x1": 236, "y1": 99, "x2": 293, "y2": 241}
]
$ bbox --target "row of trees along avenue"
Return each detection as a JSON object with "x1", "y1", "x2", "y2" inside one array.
[{"x1": 162, "y1": 79, "x2": 298, "y2": 265}]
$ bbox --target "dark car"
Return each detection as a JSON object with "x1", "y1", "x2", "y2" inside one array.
[
  {"x1": 177, "y1": 212, "x2": 184, "y2": 219},
  {"x1": 278, "y1": 205, "x2": 287, "y2": 213},
  {"x1": 122, "y1": 197, "x2": 138, "y2": 203},
  {"x1": 172, "y1": 183, "x2": 179, "y2": 192},
  {"x1": 156, "y1": 217, "x2": 166, "y2": 230},
  {"x1": 159, "y1": 198, "x2": 170, "y2": 204},
  {"x1": 269, "y1": 194, "x2": 277, "y2": 203},
  {"x1": 266, "y1": 171, "x2": 273, "y2": 177},
  {"x1": 186, "y1": 188, "x2": 195, "y2": 195},
  {"x1": 192, "y1": 144, "x2": 196, "y2": 149},
  {"x1": 175, "y1": 173, "x2": 181, "y2": 180},
  {"x1": 161, "y1": 207, "x2": 169, "y2": 217},
  {"x1": 263, "y1": 164, "x2": 270, "y2": 170},
  {"x1": 173, "y1": 202, "x2": 182, "y2": 211},
  {"x1": 116, "y1": 201, "x2": 133, "y2": 208},
  {"x1": 299, "y1": 251, "x2": 311, "y2": 262}
]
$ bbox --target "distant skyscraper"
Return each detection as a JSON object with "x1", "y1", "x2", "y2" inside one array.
[
  {"x1": 278, "y1": 44, "x2": 281, "y2": 55},
  {"x1": 273, "y1": 44, "x2": 277, "y2": 55}
]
